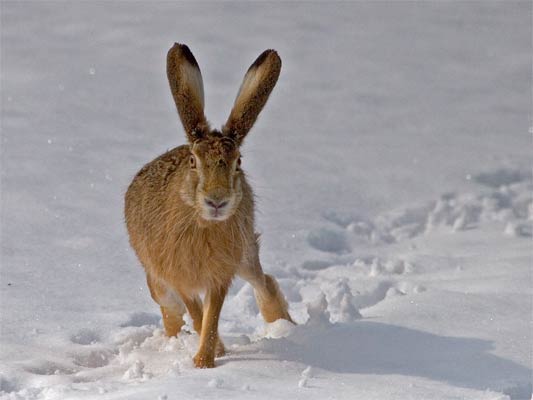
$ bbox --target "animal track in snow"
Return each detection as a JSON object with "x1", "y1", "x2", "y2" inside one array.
[
  {"x1": 306, "y1": 228, "x2": 350, "y2": 253},
  {"x1": 473, "y1": 168, "x2": 530, "y2": 188},
  {"x1": 23, "y1": 361, "x2": 77, "y2": 376},
  {"x1": 0, "y1": 375, "x2": 19, "y2": 394},
  {"x1": 70, "y1": 328, "x2": 100, "y2": 345},
  {"x1": 301, "y1": 259, "x2": 336, "y2": 271},
  {"x1": 120, "y1": 312, "x2": 161, "y2": 328},
  {"x1": 319, "y1": 167, "x2": 532, "y2": 245},
  {"x1": 72, "y1": 349, "x2": 114, "y2": 368}
]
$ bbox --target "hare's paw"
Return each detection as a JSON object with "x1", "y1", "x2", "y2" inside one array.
[{"x1": 193, "y1": 352, "x2": 215, "y2": 369}]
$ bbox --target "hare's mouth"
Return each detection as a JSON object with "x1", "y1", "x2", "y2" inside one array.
[{"x1": 201, "y1": 198, "x2": 232, "y2": 221}]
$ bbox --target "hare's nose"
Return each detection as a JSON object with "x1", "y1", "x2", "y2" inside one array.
[{"x1": 205, "y1": 198, "x2": 228, "y2": 210}]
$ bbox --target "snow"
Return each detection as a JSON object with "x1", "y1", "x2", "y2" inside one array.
[{"x1": 1, "y1": 2, "x2": 531, "y2": 400}]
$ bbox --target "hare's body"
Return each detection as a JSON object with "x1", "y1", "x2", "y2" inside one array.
[
  {"x1": 124, "y1": 44, "x2": 293, "y2": 368},
  {"x1": 126, "y1": 145, "x2": 253, "y2": 294}
]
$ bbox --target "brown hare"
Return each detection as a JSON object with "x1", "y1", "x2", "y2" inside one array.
[{"x1": 125, "y1": 43, "x2": 293, "y2": 368}]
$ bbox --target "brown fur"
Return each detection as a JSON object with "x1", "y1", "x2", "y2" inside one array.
[
  {"x1": 167, "y1": 43, "x2": 207, "y2": 142},
  {"x1": 125, "y1": 43, "x2": 293, "y2": 369},
  {"x1": 223, "y1": 49, "x2": 281, "y2": 144}
]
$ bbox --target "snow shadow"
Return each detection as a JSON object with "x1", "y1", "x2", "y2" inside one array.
[{"x1": 251, "y1": 321, "x2": 532, "y2": 398}]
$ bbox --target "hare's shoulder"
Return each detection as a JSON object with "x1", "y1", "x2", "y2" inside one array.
[{"x1": 134, "y1": 145, "x2": 190, "y2": 182}]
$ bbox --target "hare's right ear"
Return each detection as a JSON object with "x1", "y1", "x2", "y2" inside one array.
[
  {"x1": 223, "y1": 50, "x2": 281, "y2": 144},
  {"x1": 167, "y1": 43, "x2": 207, "y2": 142}
]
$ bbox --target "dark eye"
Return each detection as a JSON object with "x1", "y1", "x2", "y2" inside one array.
[
  {"x1": 189, "y1": 156, "x2": 196, "y2": 168},
  {"x1": 237, "y1": 157, "x2": 242, "y2": 169}
]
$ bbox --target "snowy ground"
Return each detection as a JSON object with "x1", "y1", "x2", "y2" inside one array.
[{"x1": 1, "y1": 2, "x2": 531, "y2": 399}]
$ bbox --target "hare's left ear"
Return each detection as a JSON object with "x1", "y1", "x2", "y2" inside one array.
[
  {"x1": 167, "y1": 43, "x2": 208, "y2": 142},
  {"x1": 223, "y1": 50, "x2": 281, "y2": 144}
]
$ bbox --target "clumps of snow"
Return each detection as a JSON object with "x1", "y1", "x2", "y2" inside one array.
[
  {"x1": 322, "y1": 168, "x2": 532, "y2": 244},
  {"x1": 384, "y1": 259, "x2": 409, "y2": 274},
  {"x1": 298, "y1": 366, "x2": 314, "y2": 388},
  {"x1": 338, "y1": 292, "x2": 362, "y2": 322},
  {"x1": 420, "y1": 178, "x2": 530, "y2": 237},
  {"x1": 301, "y1": 366, "x2": 314, "y2": 378},
  {"x1": 264, "y1": 319, "x2": 296, "y2": 339},
  {"x1": 306, "y1": 293, "x2": 332, "y2": 327},
  {"x1": 321, "y1": 279, "x2": 362, "y2": 323},
  {"x1": 298, "y1": 377, "x2": 308, "y2": 388},
  {"x1": 207, "y1": 378, "x2": 224, "y2": 388},
  {"x1": 376, "y1": 205, "x2": 432, "y2": 242},
  {"x1": 503, "y1": 221, "x2": 532, "y2": 237},
  {"x1": 123, "y1": 360, "x2": 152, "y2": 381},
  {"x1": 167, "y1": 360, "x2": 181, "y2": 377},
  {"x1": 386, "y1": 287, "x2": 404, "y2": 298},
  {"x1": 369, "y1": 258, "x2": 384, "y2": 277},
  {"x1": 354, "y1": 257, "x2": 414, "y2": 277}
]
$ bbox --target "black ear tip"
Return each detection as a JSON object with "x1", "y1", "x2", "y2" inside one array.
[
  {"x1": 249, "y1": 49, "x2": 280, "y2": 70},
  {"x1": 169, "y1": 43, "x2": 199, "y2": 68}
]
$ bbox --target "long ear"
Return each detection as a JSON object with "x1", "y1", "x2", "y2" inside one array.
[
  {"x1": 223, "y1": 50, "x2": 281, "y2": 144},
  {"x1": 167, "y1": 43, "x2": 208, "y2": 142}
]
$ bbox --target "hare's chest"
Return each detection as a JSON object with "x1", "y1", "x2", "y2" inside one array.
[{"x1": 171, "y1": 228, "x2": 243, "y2": 290}]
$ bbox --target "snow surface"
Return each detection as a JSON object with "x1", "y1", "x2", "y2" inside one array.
[{"x1": 1, "y1": 2, "x2": 531, "y2": 399}]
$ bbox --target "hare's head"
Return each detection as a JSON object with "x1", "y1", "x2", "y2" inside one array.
[{"x1": 167, "y1": 43, "x2": 281, "y2": 222}]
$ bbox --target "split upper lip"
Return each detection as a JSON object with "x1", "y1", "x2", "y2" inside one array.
[{"x1": 205, "y1": 198, "x2": 229, "y2": 215}]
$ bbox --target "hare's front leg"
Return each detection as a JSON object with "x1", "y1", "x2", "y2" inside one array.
[
  {"x1": 193, "y1": 285, "x2": 228, "y2": 368},
  {"x1": 180, "y1": 294, "x2": 226, "y2": 358}
]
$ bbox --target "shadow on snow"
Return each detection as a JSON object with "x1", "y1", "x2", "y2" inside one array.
[{"x1": 233, "y1": 321, "x2": 531, "y2": 398}]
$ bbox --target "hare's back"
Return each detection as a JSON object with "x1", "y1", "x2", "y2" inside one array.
[{"x1": 131, "y1": 145, "x2": 189, "y2": 187}]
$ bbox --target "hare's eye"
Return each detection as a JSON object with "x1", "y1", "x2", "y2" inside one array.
[
  {"x1": 189, "y1": 156, "x2": 196, "y2": 168},
  {"x1": 237, "y1": 157, "x2": 242, "y2": 169}
]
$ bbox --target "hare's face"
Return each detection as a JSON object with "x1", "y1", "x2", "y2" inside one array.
[
  {"x1": 168, "y1": 43, "x2": 281, "y2": 222},
  {"x1": 189, "y1": 134, "x2": 243, "y2": 222}
]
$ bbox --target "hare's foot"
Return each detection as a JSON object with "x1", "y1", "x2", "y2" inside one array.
[{"x1": 193, "y1": 351, "x2": 215, "y2": 368}]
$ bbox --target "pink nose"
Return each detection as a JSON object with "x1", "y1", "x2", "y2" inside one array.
[{"x1": 204, "y1": 198, "x2": 228, "y2": 210}]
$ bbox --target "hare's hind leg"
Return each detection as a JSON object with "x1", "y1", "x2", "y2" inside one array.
[
  {"x1": 160, "y1": 305, "x2": 185, "y2": 337},
  {"x1": 180, "y1": 295, "x2": 203, "y2": 334},
  {"x1": 146, "y1": 274, "x2": 186, "y2": 336},
  {"x1": 238, "y1": 242, "x2": 293, "y2": 324}
]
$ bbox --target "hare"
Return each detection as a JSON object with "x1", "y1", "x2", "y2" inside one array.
[{"x1": 125, "y1": 43, "x2": 293, "y2": 368}]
